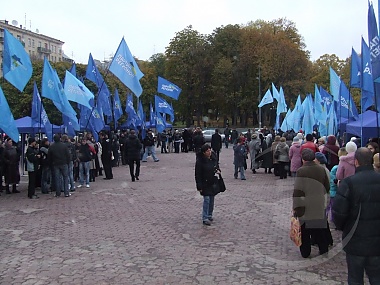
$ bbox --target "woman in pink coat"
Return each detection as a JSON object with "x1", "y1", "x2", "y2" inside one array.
[
  {"x1": 336, "y1": 141, "x2": 357, "y2": 181},
  {"x1": 289, "y1": 136, "x2": 302, "y2": 177}
]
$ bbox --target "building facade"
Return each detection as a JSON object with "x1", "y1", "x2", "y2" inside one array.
[{"x1": 0, "y1": 20, "x2": 71, "y2": 76}]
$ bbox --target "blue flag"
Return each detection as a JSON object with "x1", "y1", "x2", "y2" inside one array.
[
  {"x1": 64, "y1": 71, "x2": 95, "y2": 109},
  {"x1": 277, "y1": 86, "x2": 287, "y2": 114},
  {"x1": 31, "y1": 82, "x2": 53, "y2": 141},
  {"x1": 155, "y1": 95, "x2": 175, "y2": 122},
  {"x1": 350, "y1": 48, "x2": 361, "y2": 88},
  {"x1": 157, "y1": 76, "x2": 182, "y2": 100},
  {"x1": 125, "y1": 94, "x2": 139, "y2": 128},
  {"x1": 271, "y1": 83, "x2": 280, "y2": 101},
  {"x1": 361, "y1": 37, "x2": 375, "y2": 111},
  {"x1": 258, "y1": 89, "x2": 273, "y2": 107},
  {"x1": 339, "y1": 80, "x2": 359, "y2": 121},
  {"x1": 280, "y1": 109, "x2": 292, "y2": 132},
  {"x1": 62, "y1": 114, "x2": 76, "y2": 137},
  {"x1": 155, "y1": 111, "x2": 166, "y2": 133},
  {"x1": 319, "y1": 86, "x2": 333, "y2": 113},
  {"x1": 291, "y1": 95, "x2": 303, "y2": 132},
  {"x1": 69, "y1": 62, "x2": 77, "y2": 77},
  {"x1": 41, "y1": 58, "x2": 79, "y2": 129},
  {"x1": 90, "y1": 104, "x2": 105, "y2": 133},
  {"x1": 301, "y1": 94, "x2": 315, "y2": 135},
  {"x1": 330, "y1": 67, "x2": 341, "y2": 102},
  {"x1": 150, "y1": 103, "x2": 155, "y2": 126},
  {"x1": 2, "y1": 29, "x2": 33, "y2": 92},
  {"x1": 109, "y1": 38, "x2": 144, "y2": 97},
  {"x1": 137, "y1": 100, "x2": 146, "y2": 138},
  {"x1": 85, "y1": 54, "x2": 112, "y2": 116},
  {"x1": 113, "y1": 88, "x2": 123, "y2": 128},
  {"x1": 314, "y1": 84, "x2": 327, "y2": 125},
  {"x1": 368, "y1": 2, "x2": 380, "y2": 113},
  {"x1": 327, "y1": 102, "x2": 338, "y2": 136},
  {"x1": 0, "y1": 86, "x2": 20, "y2": 142}
]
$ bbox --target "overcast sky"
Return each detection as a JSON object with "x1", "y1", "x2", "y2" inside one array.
[{"x1": 1, "y1": 0, "x2": 377, "y2": 64}]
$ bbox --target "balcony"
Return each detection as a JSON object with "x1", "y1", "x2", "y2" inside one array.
[{"x1": 37, "y1": 47, "x2": 51, "y2": 54}]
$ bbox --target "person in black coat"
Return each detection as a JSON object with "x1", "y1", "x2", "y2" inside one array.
[
  {"x1": 195, "y1": 144, "x2": 221, "y2": 226},
  {"x1": 3, "y1": 137, "x2": 21, "y2": 195},
  {"x1": 125, "y1": 130, "x2": 142, "y2": 182},
  {"x1": 99, "y1": 132, "x2": 113, "y2": 180},
  {"x1": 211, "y1": 129, "x2": 222, "y2": 162},
  {"x1": 26, "y1": 137, "x2": 41, "y2": 199},
  {"x1": 333, "y1": 147, "x2": 380, "y2": 284}
]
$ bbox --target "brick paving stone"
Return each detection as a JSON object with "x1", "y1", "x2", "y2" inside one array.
[{"x1": 0, "y1": 146, "x2": 372, "y2": 284}]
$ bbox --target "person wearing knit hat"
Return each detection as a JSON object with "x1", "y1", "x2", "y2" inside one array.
[
  {"x1": 315, "y1": 152, "x2": 328, "y2": 165},
  {"x1": 336, "y1": 142, "x2": 357, "y2": 181}
]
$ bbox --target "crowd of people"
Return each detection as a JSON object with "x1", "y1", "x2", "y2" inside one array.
[{"x1": 1, "y1": 125, "x2": 379, "y2": 284}]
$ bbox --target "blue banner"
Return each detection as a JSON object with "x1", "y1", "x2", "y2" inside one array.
[
  {"x1": 155, "y1": 95, "x2": 174, "y2": 122},
  {"x1": 350, "y1": 48, "x2": 361, "y2": 88},
  {"x1": 64, "y1": 70, "x2": 94, "y2": 109},
  {"x1": 157, "y1": 76, "x2": 182, "y2": 100},
  {"x1": 31, "y1": 82, "x2": 53, "y2": 141},
  {"x1": 258, "y1": 89, "x2": 273, "y2": 108},
  {"x1": 2, "y1": 29, "x2": 33, "y2": 92},
  {"x1": 109, "y1": 38, "x2": 144, "y2": 97},
  {"x1": 361, "y1": 37, "x2": 375, "y2": 111},
  {"x1": 0, "y1": 86, "x2": 20, "y2": 142},
  {"x1": 368, "y1": 2, "x2": 380, "y2": 112}
]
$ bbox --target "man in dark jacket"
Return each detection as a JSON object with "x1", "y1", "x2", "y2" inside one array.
[
  {"x1": 293, "y1": 148, "x2": 330, "y2": 258},
  {"x1": 211, "y1": 129, "x2": 222, "y2": 162},
  {"x1": 125, "y1": 130, "x2": 142, "y2": 182},
  {"x1": 142, "y1": 130, "x2": 159, "y2": 162},
  {"x1": 333, "y1": 147, "x2": 380, "y2": 284},
  {"x1": 48, "y1": 134, "x2": 71, "y2": 197},
  {"x1": 26, "y1": 137, "x2": 40, "y2": 199}
]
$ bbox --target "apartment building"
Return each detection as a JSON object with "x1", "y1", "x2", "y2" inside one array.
[{"x1": 0, "y1": 20, "x2": 71, "y2": 76}]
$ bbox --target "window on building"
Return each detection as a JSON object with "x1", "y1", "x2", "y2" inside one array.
[
  {"x1": 28, "y1": 38, "x2": 31, "y2": 47},
  {"x1": 38, "y1": 41, "x2": 41, "y2": 47},
  {"x1": 32, "y1": 39, "x2": 35, "y2": 47}
]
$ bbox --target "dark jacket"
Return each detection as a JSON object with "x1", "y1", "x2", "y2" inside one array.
[
  {"x1": 333, "y1": 165, "x2": 380, "y2": 256},
  {"x1": 211, "y1": 133, "x2": 222, "y2": 151},
  {"x1": 125, "y1": 134, "x2": 142, "y2": 160},
  {"x1": 3, "y1": 144, "x2": 20, "y2": 184},
  {"x1": 39, "y1": 146, "x2": 49, "y2": 168},
  {"x1": 233, "y1": 143, "x2": 247, "y2": 167},
  {"x1": 195, "y1": 154, "x2": 219, "y2": 196},
  {"x1": 143, "y1": 134, "x2": 155, "y2": 147},
  {"x1": 193, "y1": 133, "x2": 205, "y2": 153},
  {"x1": 322, "y1": 136, "x2": 340, "y2": 170},
  {"x1": 78, "y1": 143, "x2": 93, "y2": 162},
  {"x1": 26, "y1": 145, "x2": 39, "y2": 172},
  {"x1": 48, "y1": 141, "x2": 71, "y2": 166}
]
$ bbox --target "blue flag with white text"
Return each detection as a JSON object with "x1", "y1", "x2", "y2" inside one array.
[
  {"x1": 319, "y1": 86, "x2": 333, "y2": 113},
  {"x1": 361, "y1": 37, "x2": 375, "y2": 111},
  {"x1": 0, "y1": 86, "x2": 20, "y2": 142},
  {"x1": 41, "y1": 58, "x2": 79, "y2": 129},
  {"x1": 113, "y1": 88, "x2": 123, "y2": 128},
  {"x1": 109, "y1": 38, "x2": 144, "y2": 97},
  {"x1": 368, "y1": 2, "x2": 380, "y2": 112},
  {"x1": 339, "y1": 80, "x2": 359, "y2": 121},
  {"x1": 155, "y1": 111, "x2": 166, "y2": 133},
  {"x1": 2, "y1": 29, "x2": 33, "y2": 92},
  {"x1": 64, "y1": 71, "x2": 95, "y2": 109},
  {"x1": 157, "y1": 76, "x2": 182, "y2": 100},
  {"x1": 125, "y1": 94, "x2": 139, "y2": 128},
  {"x1": 155, "y1": 95, "x2": 175, "y2": 122}
]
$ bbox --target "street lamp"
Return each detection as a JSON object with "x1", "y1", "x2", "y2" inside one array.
[{"x1": 257, "y1": 66, "x2": 262, "y2": 128}]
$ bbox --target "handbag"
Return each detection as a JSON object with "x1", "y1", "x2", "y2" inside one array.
[
  {"x1": 274, "y1": 146, "x2": 280, "y2": 160},
  {"x1": 290, "y1": 215, "x2": 302, "y2": 247},
  {"x1": 218, "y1": 174, "x2": 226, "y2": 192}
]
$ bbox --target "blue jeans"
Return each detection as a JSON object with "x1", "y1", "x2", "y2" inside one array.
[
  {"x1": 202, "y1": 196, "x2": 215, "y2": 221},
  {"x1": 54, "y1": 164, "x2": 69, "y2": 196},
  {"x1": 41, "y1": 167, "x2": 51, "y2": 194},
  {"x1": 79, "y1": 161, "x2": 90, "y2": 185},
  {"x1": 142, "y1": 146, "x2": 159, "y2": 161},
  {"x1": 234, "y1": 165, "x2": 245, "y2": 179},
  {"x1": 68, "y1": 161, "x2": 75, "y2": 190},
  {"x1": 346, "y1": 254, "x2": 380, "y2": 285}
]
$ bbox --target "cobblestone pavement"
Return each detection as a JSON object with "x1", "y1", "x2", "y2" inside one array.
[{"x1": 0, "y1": 146, "x2": 368, "y2": 285}]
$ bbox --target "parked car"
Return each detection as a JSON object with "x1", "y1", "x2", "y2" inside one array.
[{"x1": 202, "y1": 129, "x2": 225, "y2": 142}]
